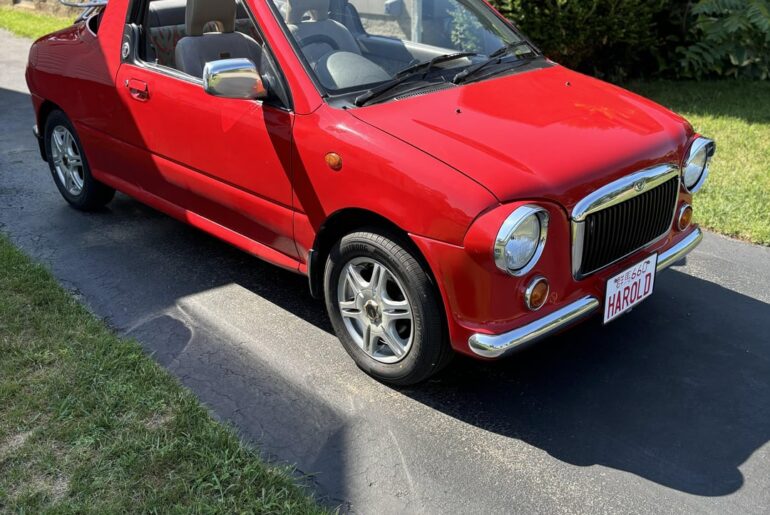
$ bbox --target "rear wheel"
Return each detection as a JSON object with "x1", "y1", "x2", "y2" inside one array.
[
  {"x1": 44, "y1": 110, "x2": 114, "y2": 210},
  {"x1": 324, "y1": 229, "x2": 452, "y2": 385}
]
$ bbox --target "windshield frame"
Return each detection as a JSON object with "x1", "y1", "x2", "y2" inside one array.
[{"x1": 265, "y1": 0, "x2": 542, "y2": 104}]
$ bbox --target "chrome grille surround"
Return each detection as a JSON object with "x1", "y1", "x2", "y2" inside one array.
[{"x1": 571, "y1": 164, "x2": 680, "y2": 279}]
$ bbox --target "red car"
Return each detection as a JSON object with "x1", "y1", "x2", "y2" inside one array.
[{"x1": 27, "y1": 0, "x2": 715, "y2": 384}]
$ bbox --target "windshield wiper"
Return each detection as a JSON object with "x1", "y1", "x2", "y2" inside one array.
[
  {"x1": 354, "y1": 52, "x2": 477, "y2": 106},
  {"x1": 452, "y1": 41, "x2": 538, "y2": 85}
]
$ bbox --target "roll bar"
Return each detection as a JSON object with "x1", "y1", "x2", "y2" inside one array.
[
  {"x1": 58, "y1": 0, "x2": 107, "y2": 23},
  {"x1": 59, "y1": 0, "x2": 108, "y2": 6}
]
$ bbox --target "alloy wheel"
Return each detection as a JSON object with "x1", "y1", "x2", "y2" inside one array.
[
  {"x1": 51, "y1": 126, "x2": 85, "y2": 196},
  {"x1": 337, "y1": 257, "x2": 415, "y2": 363}
]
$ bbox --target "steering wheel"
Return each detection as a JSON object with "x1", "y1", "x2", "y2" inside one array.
[{"x1": 297, "y1": 34, "x2": 342, "y2": 52}]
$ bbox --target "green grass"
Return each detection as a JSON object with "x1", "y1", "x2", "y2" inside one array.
[
  {"x1": 0, "y1": 6, "x2": 72, "y2": 39},
  {"x1": 0, "y1": 235, "x2": 325, "y2": 513},
  {"x1": 629, "y1": 80, "x2": 770, "y2": 246}
]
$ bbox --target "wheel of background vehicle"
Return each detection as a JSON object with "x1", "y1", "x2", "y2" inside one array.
[
  {"x1": 324, "y1": 229, "x2": 452, "y2": 385},
  {"x1": 44, "y1": 110, "x2": 115, "y2": 210}
]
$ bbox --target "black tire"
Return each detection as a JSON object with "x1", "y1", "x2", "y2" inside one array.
[
  {"x1": 324, "y1": 229, "x2": 453, "y2": 385},
  {"x1": 44, "y1": 110, "x2": 115, "y2": 210}
]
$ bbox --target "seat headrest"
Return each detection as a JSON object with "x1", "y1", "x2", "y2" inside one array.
[
  {"x1": 287, "y1": 0, "x2": 331, "y2": 24},
  {"x1": 186, "y1": 0, "x2": 237, "y2": 36}
]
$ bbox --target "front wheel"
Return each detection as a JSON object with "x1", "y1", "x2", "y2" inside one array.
[{"x1": 324, "y1": 230, "x2": 452, "y2": 385}]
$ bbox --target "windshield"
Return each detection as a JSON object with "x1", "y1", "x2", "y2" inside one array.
[{"x1": 268, "y1": 0, "x2": 535, "y2": 98}]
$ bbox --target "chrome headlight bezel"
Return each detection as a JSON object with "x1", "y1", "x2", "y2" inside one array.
[
  {"x1": 493, "y1": 205, "x2": 549, "y2": 276},
  {"x1": 682, "y1": 137, "x2": 716, "y2": 193}
]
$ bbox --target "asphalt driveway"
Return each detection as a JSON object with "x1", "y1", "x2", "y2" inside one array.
[{"x1": 2, "y1": 29, "x2": 770, "y2": 513}]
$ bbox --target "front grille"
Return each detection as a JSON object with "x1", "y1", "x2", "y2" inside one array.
[{"x1": 579, "y1": 177, "x2": 679, "y2": 275}]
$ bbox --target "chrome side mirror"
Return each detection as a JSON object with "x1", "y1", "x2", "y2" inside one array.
[{"x1": 203, "y1": 58, "x2": 267, "y2": 100}]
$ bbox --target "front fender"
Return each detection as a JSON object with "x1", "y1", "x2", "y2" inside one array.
[{"x1": 291, "y1": 105, "x2": 499, "y2": 260}]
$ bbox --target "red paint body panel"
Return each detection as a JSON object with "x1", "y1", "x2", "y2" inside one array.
[
  {"x1": 112, "y1": 62, "x2": 297, "y2": 258},
  {"x1": 290, "y1": 107, "x2": 498, "y2": 252},
  {"x1": 25, "y1": 0, "x2": 704, "y2": 357},
  {"x1": 413, "y1": 204, "x2": 696, "y2": 357},
  {"x1": 350, "y1": 66, "x2": 693, "y2": 208}
]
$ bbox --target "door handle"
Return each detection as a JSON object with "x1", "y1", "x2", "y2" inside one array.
[{"x1": 125, "y1": 78, "x2": 149, "y2": 101}]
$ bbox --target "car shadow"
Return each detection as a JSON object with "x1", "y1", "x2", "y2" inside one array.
[
  {"x1": 100, "y1": 189, "x2": 770, "y2": 498},
  {"x1": 400, "y1": 268, "x2": 770, "y2": 497}
]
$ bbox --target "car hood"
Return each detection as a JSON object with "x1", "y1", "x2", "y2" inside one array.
[{"x1": 348, "y1": 64, "x2": 692, "y2": 211}]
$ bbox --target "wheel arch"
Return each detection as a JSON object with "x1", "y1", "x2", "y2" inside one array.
[
  {"x1": 308, "y1": 208, "x2": 440, "y2": 306},
  {"x1": 37, "y1": 99, "x2": 62, "y2": 131},
  {"x1": 35, "y1": 100, "x2": 63, "y2": 162},
  {"x1": 309, "y1": 208, "x2": 451, "y2": 362}
]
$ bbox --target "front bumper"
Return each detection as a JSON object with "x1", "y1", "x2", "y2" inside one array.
[{"x1": 468, "y1": 227, "x2": 703, "y2": 358}]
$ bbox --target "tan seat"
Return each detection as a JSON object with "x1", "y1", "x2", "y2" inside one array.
[{"x1": 174, "y1": 0, "x2": 262, "y2": 78}]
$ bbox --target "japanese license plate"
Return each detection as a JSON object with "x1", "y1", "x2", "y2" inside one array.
[{"x1": 604, "y1": 254, "x2": 658, "y2": 324}]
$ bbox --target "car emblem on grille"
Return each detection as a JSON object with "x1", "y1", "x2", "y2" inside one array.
[{"x1": 633, "y1": 180, "x2": 646, "y2": 192}]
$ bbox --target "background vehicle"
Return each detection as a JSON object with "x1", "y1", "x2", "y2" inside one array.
[{"x1": 26, "y1": 0, "x2": 713, "y2": 384}]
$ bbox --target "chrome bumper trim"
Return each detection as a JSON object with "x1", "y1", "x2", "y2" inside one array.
[
  {"x1": 469, "y1": 228, "x2": 703, "y2": 359},
  {"x1": 468, "y1": 296, "x2": 600, "y2": 358},
  {"x1": 656, "y1": 227, "x2": 703, "y2": 272}
]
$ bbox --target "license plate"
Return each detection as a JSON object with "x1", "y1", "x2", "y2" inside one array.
[{"x1": 604, "y1": 253, "x2": 658, "y2": 324}]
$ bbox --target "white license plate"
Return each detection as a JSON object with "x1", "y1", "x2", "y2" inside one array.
[{"x1": 603, "y1": 253, "x2": 658, "y2": 324}]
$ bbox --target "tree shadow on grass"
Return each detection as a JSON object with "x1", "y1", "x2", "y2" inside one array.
[{"x1": 626, "y1": 79, "x2": 770, "y2": 124}]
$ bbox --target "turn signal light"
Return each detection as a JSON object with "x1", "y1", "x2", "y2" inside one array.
[
  {"x1": 325, "y1": 152, "x2": 343, "y2": 171},
  {"x1": 525, "y1": 276, "x2": 550, "y2": 311},
  {"x1": 678, "y1": 204, "x2": 693, "y2": 231}
]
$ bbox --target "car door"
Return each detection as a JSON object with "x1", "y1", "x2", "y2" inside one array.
[{"x1": 115, "y1": 1, "x2": 297, "y2": 260}]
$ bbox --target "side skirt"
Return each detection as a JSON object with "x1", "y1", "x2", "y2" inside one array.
[{"x1": 96, "y1": 171, "x2": 305, "y2": 275}]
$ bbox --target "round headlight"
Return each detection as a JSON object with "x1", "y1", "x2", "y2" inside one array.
[
  {"x1": 683, "y1": 137, "x2": 715, "y2": 193},
  {"x1": 494, "y1": 205, "x2": 549, "y2": 276}
]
